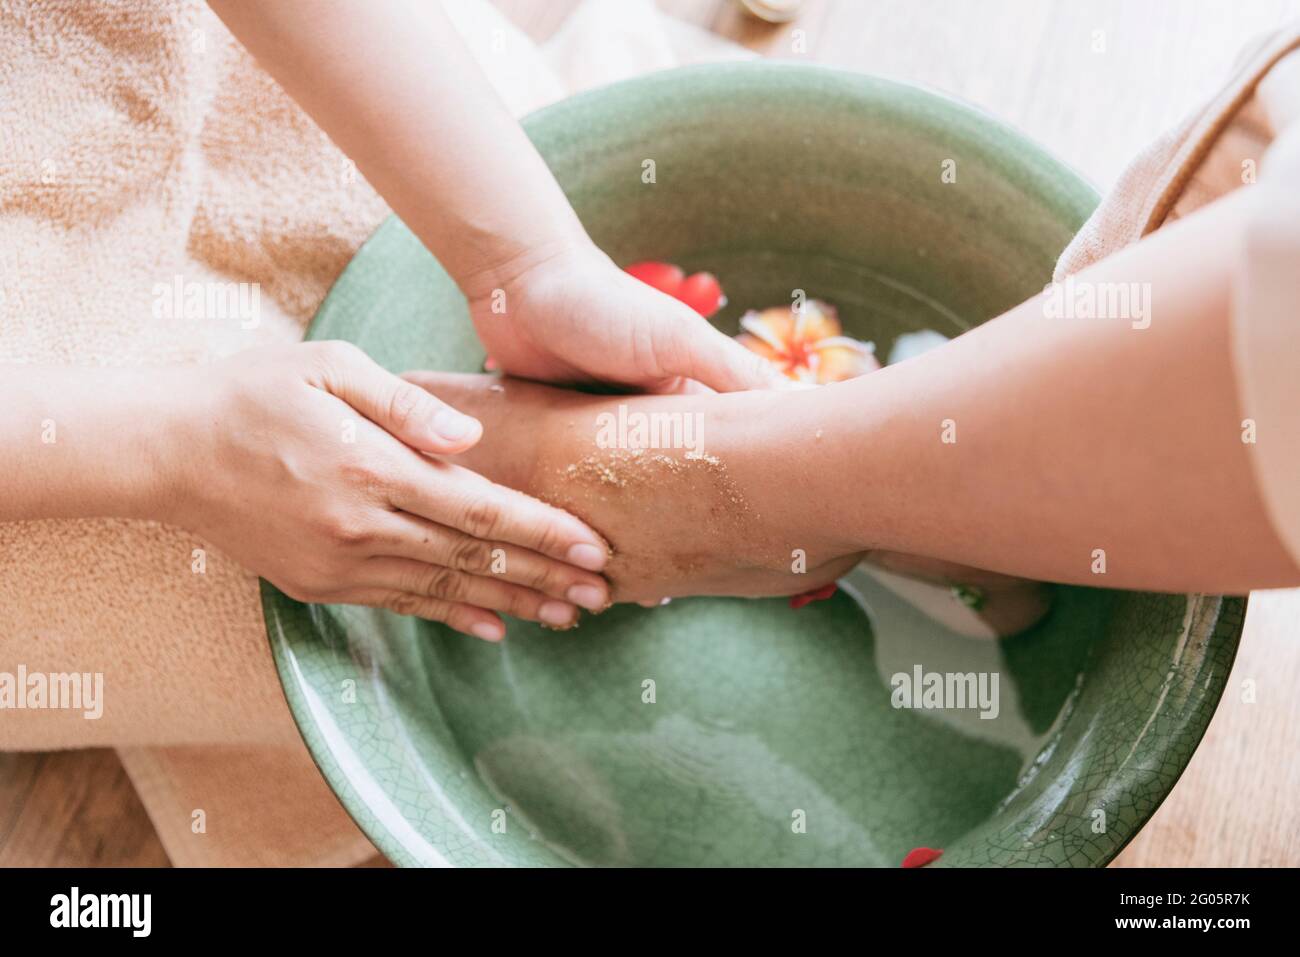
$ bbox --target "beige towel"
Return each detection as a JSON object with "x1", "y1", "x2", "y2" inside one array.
[
  {"x1": 1055, "y1": 23, "x2": 1300, "y2": 278},
  {"x1": 0, "y1": 0, "x2": 393, "y2": 868},
  {"x1": 0, "y1": 0, "x2": 747, "y2": 866}
]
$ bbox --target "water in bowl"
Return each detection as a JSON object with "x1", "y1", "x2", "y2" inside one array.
[{"x1": 418, "y1": 569, "x2": 1102, "y2": 867}]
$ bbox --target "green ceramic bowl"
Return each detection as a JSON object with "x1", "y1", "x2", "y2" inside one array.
[{"x1": 264, "y1": 63, "x2": 1243, "y2": 867}]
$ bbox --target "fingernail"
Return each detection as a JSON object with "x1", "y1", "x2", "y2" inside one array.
[
  {"x1": 566, "y1": 542, "x2": 608, "y2": 571},
  {"x1": 566, "y1": 583, "x2": 607, "y2": 611},
  {"x1": 471, "y1": 620, "x2": 504, "y2": 641},
  {"x1": 431, "y1": 408, "x2": 480, "y2": 443},
  {"x1": 539, "y1": 600, "x2": 577, "y2": 627}
]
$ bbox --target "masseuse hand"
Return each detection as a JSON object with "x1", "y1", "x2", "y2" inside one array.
[
  {"x1": 466, "y1": 240, "x2": 788, "y2": 394},
  {"x1": 208, "y1": 1, "x2": 786, "y2": 397},
  {"x1": 167, "y1": 343, "x2": 610, "y2": 640}
]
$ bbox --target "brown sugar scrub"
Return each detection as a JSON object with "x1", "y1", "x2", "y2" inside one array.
[
  {"x1": 399, "y1": 372, "x2": 859, "y2": 606},
  {"x1": 392, "y1": 371, "x2": 863, "y2": 605},
  {"x1": 549, "y1": 446, "x2": 766, "y2": 596}
]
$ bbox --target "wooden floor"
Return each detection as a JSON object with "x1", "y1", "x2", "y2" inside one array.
[
  {"x1": 0, "y1": 750, "x2": 168, "y2": 867},
  {"x1": 4, "y1": 0, "x2": 1299, "y2": 867}
]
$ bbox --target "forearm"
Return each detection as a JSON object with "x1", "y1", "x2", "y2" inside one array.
[
  {"x1": 754, "y1": 187, "x2": 1297, "y2": 592},
  {"x1": 1, "y1": 368, "x2": 186, "y2": 523},
  {"x1": 207, "y1": 0, "x2": 588, "y2": 296}
]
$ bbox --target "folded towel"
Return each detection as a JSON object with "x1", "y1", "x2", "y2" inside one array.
[
  {"x1": 1055, "y1": 23, "x2": 1300, "y2": 277},
  {"x1": 0, "y1": 0, "x2": 749, "y2": 866}
]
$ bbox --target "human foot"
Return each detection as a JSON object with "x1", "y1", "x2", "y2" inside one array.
[
  {"x1": 862, "y1": 552, "x2": 1053, "y2": 638},
  {"x1": 400, "y1": 372, "x2": 864, "y2": 605}
]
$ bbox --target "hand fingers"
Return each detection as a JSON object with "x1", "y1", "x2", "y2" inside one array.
[
  {"x1": 362, "y1": 557, "x2": 580, "y2": 629},
  {"x1": 344, "y1": 588, "x2": 506, "y2": 642},
  {"x1": 399, "y1": 369, "x2": 491, "y2": 392},
  {"x1": 651, "y1": 309, "x2": 789, "y2": 393},
  {"x1": 388, "y1": 457, "x2": 609, "y2": 572},
  {"x1": 306, "y1": 340, "x2": 484, "y2": 453},
  {"x1": 645, "y1": 376, "x2": 717, "y2": 396},
  {"x1": 371, "y1": 511, "x2": 609, "y2": 611}
]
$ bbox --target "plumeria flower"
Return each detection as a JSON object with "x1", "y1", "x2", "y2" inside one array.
[{"x1": 735, "y1": 299, "x2": 879, "y2": 384}]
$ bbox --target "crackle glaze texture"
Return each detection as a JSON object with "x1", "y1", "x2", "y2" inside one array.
[{"x1": 263, "y1": 63, "x2": 1244, "y2": 867}]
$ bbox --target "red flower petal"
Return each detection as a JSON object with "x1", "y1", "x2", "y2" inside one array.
[
  {"x1": 901, "y1": 847, "x2": 943, "y2": 868},
  {"x1": 676, "y1": 271, "x2": 725, "y2": 318},
  {"x1": 624, "y1": 260, "x2": 684, "y2": 297},
  {"x1": 789, "y1": 583, "x2": 838, "y2": 609}
]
